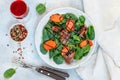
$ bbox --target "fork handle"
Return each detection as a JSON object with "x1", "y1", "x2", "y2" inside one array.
[{"x1": 36, "y1": 68, "x2": 65, "y2": 80}]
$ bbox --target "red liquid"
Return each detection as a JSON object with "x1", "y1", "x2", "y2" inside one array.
[{"x1": 10, "y1": 0, "x2": 29, "y2": 19}]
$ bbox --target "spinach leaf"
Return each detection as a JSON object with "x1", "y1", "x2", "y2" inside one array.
[
  {"x1": 53, "y1": 55, "x2": 64, "y2": 64},
  {"x1": 74, "y1": 47, "x2": 83, "y2": 60},
  {"x1": 45, "y1": 22, "x2": 52, "y2": 29},
  {"x1": 74, "y1": 45, "x2": 90, "y2": 60},
  {"x1": 36, "y1": 3, "x2": 46, "y2": 14},
  {"x1": 57, "y1": 44, "x2": 63, "y2": 51},
  {"x1": 68, "y1": 44, "x2": 76, "y2": 51},
  {"x1": 70, "y1": 32, "x2": 76, "y2": 37},
  {"x1": 72, "y1": 35, "x2": 81, "y2": 45},
  {"x1": 64, "y1": 13, "x2": 78, "y2": 21},
  {"x1": 54, "y1": 33, "x2": 60, "y2": 39},
  {"x1": 79, "y1": 15, "x2": 85, "y2": 24},
  {"x1": 49, "y1": 49, "x2": 60, "y2": 59},
  {"x1": 62, "y1": 23, "x2": 66, "y2": 29},
  {"x1": 59, "y1": 18, "x2": 66, "y2": 25},
  {"x1": 66, "y1": 39, "x2": 74, "y2": 45},
  {"x1": 75, "y1": 20, "x2": 84, "y2": 29},
  {"x1": 75, "y1": 15, "x2": 85, "y2": 31},
  {"x1": 4, "y1": 68, "x2": 16, "y2": 79},
  {"x1": 73, "y1": 35, "x2": 81, "y2": 41},
  {"x1": 40, "y1": 43, "x2": 47, "y2": 54},
  {"x1": 42, "y1": 29, "x2": 49, "y2": 42},
  {"x1": 87, "y1": 25, "x2": 95, "y2": 40},
  {"x1": 82, "y1": 45, "x2": 91, "y2": 55},
  {"x1": 54, "y1": 22, "x2": 61, "y2": 26},
  {"x1": 44, "y1": 23, "x2": 54, "y2": 39}
]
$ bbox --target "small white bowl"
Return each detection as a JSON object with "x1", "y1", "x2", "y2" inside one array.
[{"x1": 9, "y1": 23, "x2": 28, "y2": 42}]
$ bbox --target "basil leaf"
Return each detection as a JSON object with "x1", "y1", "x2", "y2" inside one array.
[
  {"x1": 53, "y1": 55, "x2": 64, "y2": 64},
  {"x1": 4, "y1": 68, "x2": 16, "y2": 79},
  {"x1": 40, "y1": 43, "x2": 47, "y2": 54},
  {"x1": 87, "y1": 25, "x2": 95, "y2": 40},
  {"x1": 36, "y1": 3, "x2": 46, "y2": 14}
]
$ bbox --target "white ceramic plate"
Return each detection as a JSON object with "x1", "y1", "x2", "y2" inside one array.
[{"x1": 35, "y1": 7, "x2": 96, "y2": 69}]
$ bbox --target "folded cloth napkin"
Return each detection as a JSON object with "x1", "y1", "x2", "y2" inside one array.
[
  {"x1": 77, "y1": 0, "x2": 120, "y2": 80},
  {"x1": 98, "y1": 19, "x2": 120, "y2": 80}
]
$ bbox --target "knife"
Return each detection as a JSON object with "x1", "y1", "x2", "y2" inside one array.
[
  {"x1": 12, "y1": 58, "x2": 69, "y2": 80},
  {"x1": 40, "y1": 66, "x2": 69, "y2": 77},
  {"x1": 36, "y1": 67, "x2": 66, "y2": 80}
]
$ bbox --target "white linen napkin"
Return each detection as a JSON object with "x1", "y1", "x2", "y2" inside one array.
[
  {"x1": 77, "y1": 0, "x2": 120, "y2": 80},
  {"x1": 98, "y1": 19, "x2": 120, "y2": 80}
]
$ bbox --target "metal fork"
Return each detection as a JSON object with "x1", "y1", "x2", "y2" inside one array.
[{"x1": 12, "y1": 57, "x2": 69, "y2": 80}]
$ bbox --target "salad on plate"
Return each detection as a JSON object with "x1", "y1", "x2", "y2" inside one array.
[{"x1": 40, "y1": 13, "x2": 95, "y2": 65}]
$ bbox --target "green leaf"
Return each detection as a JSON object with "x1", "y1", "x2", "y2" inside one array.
[
  {"x1": 82, "y1": 45, "x2": 91, "y2": 56},
  {"x1": 42, "y1": 29, "x2": 49, "y2": 42},
  {"x1": 75, "y1": 20, "x2": 84, "y2": 29},
  {"x1": 49, "y1": 49, "x2": 60, "y2": 59},
  {"x1": 4, "y1": 68, "x2": 16, "y2": 79},
  {"x1": 74, "y1": 45, "x2": 90, "y2": 60},
  {"x1": 36, "y1": 3, "x2": 46, "y2": 14},
  {"x1": 54, "y1": 33, "x2": 60, "y2": 39},
  {"x1": 73, "y1": 35, "x2": 80, "y2": 41},
  {"x1": 79, "y1": 15, "x2": 85, "y2": 24},
  {"x1": 45, "y1": 22, "x2": 52, "y2": 29},
  {"x1": 57, "y1": 44, "x2": 63, "y2": 51},
  {"x1": 59, "y1": 18, "x2": 66, "y2": 25},
  {"x1": 70, "y1": 32, "x2": 75, "y2": 37},
  {"x1": 87, "y1": 25, "x2": 95, "y2": 40},
  {"x1": 62, "y1": 24, "x2": 66, "y2": 29},
  {"x1": 68, "y1": 44, "x2": 76, "y2": 51},
  {"x1": 64, "y1": 13, "x2": 78, "y2": 21},
  {"x1": 40, "y1": 43, "x2": 47, "y2": 54},
  {"x1": 74, "y1": 47, "x2": 83, "y2": 60},
  {"x1": 53, "y1": 55, "x2": 64, "y2": 64}
]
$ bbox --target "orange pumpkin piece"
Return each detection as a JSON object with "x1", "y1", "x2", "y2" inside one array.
[
  {"x1": 61, "y1": 46, "x2": 70, "y2": 56},
  {"x1": 43, "y1": 40, "x2": 57, "y2": 51},
  {"x1": 79, "y1": 40, "x2": 88, "y2": 47},
  {"x1": 61, "y1": 46, "x2": 75, "y2": 64},
  {"x1": 66, "y1": 19, "x2": 75, "y2": 31},
  {"x1": 50, "y1": 14, "x2": 64, "y2": 23},
  {"x1": 88, "y1": 40, "x2": 93, "y2": 46},
  {"x1": 79, "y1": 40, "x2": 93, "y2": 47}
]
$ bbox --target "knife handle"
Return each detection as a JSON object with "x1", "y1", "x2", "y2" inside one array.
[
  {"x1": 36, "y1": 68, "x2": 65, "y2": 80},
  {"x1": 41, "y1": 66, "x2": 69, "y2": 77}
]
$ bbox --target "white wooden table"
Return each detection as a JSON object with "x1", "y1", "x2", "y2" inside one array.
[{"x1": 0, "y1": 0, "x2": 83, "y2": 80}]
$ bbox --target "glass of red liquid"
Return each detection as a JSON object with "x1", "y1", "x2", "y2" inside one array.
[{"x1": 10, "y1": 0, "x2": 29, "y2": 19}]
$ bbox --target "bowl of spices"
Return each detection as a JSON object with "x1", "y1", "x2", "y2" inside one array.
[{"x1": 10, "y1": 23, "x2": 28, "y2": 42}]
